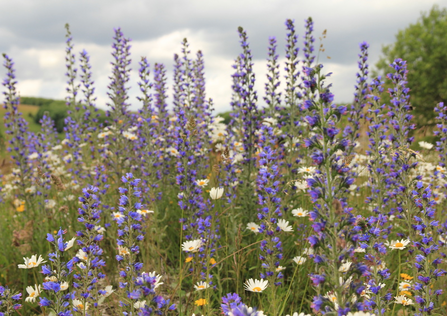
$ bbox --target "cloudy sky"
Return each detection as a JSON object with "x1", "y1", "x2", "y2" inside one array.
[{"x1": 1, "y1": 0, "x2": 446, "y2": 114}]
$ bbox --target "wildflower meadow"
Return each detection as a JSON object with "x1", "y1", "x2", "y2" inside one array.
[{"x1": 1, "y1": 17, "x2": 447, "y2": 316}]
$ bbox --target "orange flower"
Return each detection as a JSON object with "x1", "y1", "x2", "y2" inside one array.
[
  {"x1": 210, "y1": 258, "x2": 216, "y2": 265},
  {"x1": 185, "y1": 257, "x2": 193, "y2": 263}
]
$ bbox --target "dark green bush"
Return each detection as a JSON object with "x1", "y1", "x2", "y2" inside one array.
[{"x1": 20, "y1": 96, "x2": 58, "y2": 107}]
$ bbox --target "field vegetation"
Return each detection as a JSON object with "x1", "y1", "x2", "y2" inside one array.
[{"x1": 1, "y1": 8, "x2": 447, "y2": 316}]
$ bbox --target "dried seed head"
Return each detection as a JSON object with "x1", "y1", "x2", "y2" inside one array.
[{"x1": 332, "y1": 199, "x2": 343, "y2": 215}]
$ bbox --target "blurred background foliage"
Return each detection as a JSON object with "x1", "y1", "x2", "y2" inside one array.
[{"x1": 374, "y1": 5, "x2": 447, "y2": 128}]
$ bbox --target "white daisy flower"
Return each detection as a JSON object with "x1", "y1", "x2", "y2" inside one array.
[
  {"x1": 324, "y1": 291, "x2": 338, "y2": 305},
  {"x1": 246, "y1": 222, "x2": 260, "y2": 233},
  {"x1": 244, "y1": 278, "x2": 268, "y2": 292},
  {"x1": 63, "y1": 195, "x2": 76, "y2": 201},
  {"x1": 194, "y1": 281, "x2": 210, "y2": 291},
  {"x1": 123, "y1": 131, "x2": 138, "y2": 140},
  {"x1": 73, "y1": 299, "x2": 89, "y2": 311},
  {"x1": 95, "y1": 226, "x2": 106, "y2": 234},
  {"x1": 25, "y1": 284, "x2": 41, "y2": 302},
  {"x1": 292, "y1": 208, "x2": 309, "y2": 217},
  {"x1": 28, "y1": 152, "x2": 39, "y2": 160},
  {"x1": 65, "y1": 237, "x2": 76, "y2": 251},
  {"x1": 60, "y1": 282, "x2": 69, "y2": 291},
  {"x1": 277, "y1": 219, "x2": 293, "y2": 232},
  {"x1": 45, "y1": 199, "x2": 56, "y2": 209},
  {"x1": 137, "y1": 209, "x2": 154, "y2": 216},
  {"x1": 294, "y1": 180, "x2": 308, "y2": 191},
  {"x1": 195, "y1": 179, "x2": 209, "y2": 187},
  {"x1": 181, "y1": 239, "x2": 203, "y2": 253},
  {"x1": 76, "y1": 249, "x2": 88, "y2": 262},
  {"x1": 394, "y1": 295, "x2": 414, "y2": 305},
  {"x1": 386, "y1": 239, "x2": 411, "y2": 250},
  {"x1": 98, "y1": 131, "x2": 112, "y2": 139},
  {"x1": 339, "y1": 261, "x2": 352, "y2": 273},
  {"x1": 102, "y1": 285, "x2": 114, "y2": 297},
  {"x1": 45, "y1": 276, "x2": 58, "y2": 282},
  {"x1": 210, "y1": 187, "x2": 224, "y2": 200},
  {"x1": 298, "y1": 166, "x2": 316, "y2": 174},
  {"x1": 112, "y1": 212, "x2": 125, "y2": 220},
  {"x1": 436, "y1": 165, "x2": 445, "y2": 173},
  {"x1": 275, "y1": 266, "x2": 286, "y2": 272},
  {"x1": 134, "y1": 300, "x2": 146, "y2": 309},
  {"x1": 302, "y1": 248, "x2": 314, "y2": 256},
  {"x1": 118, "y1": 245, "x2": 130, "y2": 256},
  {"x1": 398, "y1": 281, "x2": 412, "y2": 291},
  {"x1": 18, "y1": 254, "x2": 46, "y2": 269},
  {"x1": 419, "y1": 141, "x2": 433, "y2": 150},
  {"x1": 25, "y1": 186, "x2": 36, "y2": 194},
  {"x1": 293, "y1": 256, "x2": 307, "y2": 265},
  {"x1": 167, "y1": 147, "x2": 180, "y2": 157}
]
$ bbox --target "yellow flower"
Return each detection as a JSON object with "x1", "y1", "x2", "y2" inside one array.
[
  {"x1": 185, "y1": 257, "x2": 193, "y2": 263},
  {"x1": 195, "y1": 298, "x2": 207, "y2": 306},
  {"x1": 400, "y1": 273, "x2": 413, "y2": 280},
  {"x1": 210, "y1": 258, "x2": 216, "y2": 265},
  {"x1": 16, "y1": 201, "x2": 25, "y2": 212}
]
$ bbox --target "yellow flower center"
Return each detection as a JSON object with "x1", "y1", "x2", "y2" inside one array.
[
  {"x1": 298, "y1": 212, "x2": 303, "y2": 216},
  {"x1": 30, "y1": 291, "x2": 36, "y2": 297},
  {"x1": 198, "y1": 285, "x2": 205, "y2": 289},
  {"x1": 115, "y1": 214, "x2": 121, "y2": 218},
  {"x1": 331, "y1": 296, "x2": 337, "y2": 302},
  {"x1": 395, "y1": 242, "x2": 404, "y2": 248},
  {"x1": 250, "y1": 227, "x2": 256, "y2": 230},
  {"x1": 253, "y1": 287, "x2": 262, "y2": 292},
  {"x1": 189, "y1": 246, "x2": 194, "y2": 250},
  {"x1": 198, "y1": 181, "x2": 206, "y2": 185},
  {"x1": 403, "y1": 284, "x2": 410, "y2": 288}
]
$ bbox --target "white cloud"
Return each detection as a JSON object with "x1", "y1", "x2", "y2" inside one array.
[{"x1": 1, "y1": 0, "x2": 447, "y2": 113}]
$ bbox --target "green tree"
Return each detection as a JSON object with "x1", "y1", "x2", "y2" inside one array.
[{"x1": 375, "y1": 5, "x2": 447, "y2": 126}]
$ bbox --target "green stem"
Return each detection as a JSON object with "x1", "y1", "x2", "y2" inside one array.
[{"x1": 392, "y1": 251, "x2": 401, "y2": 316}]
